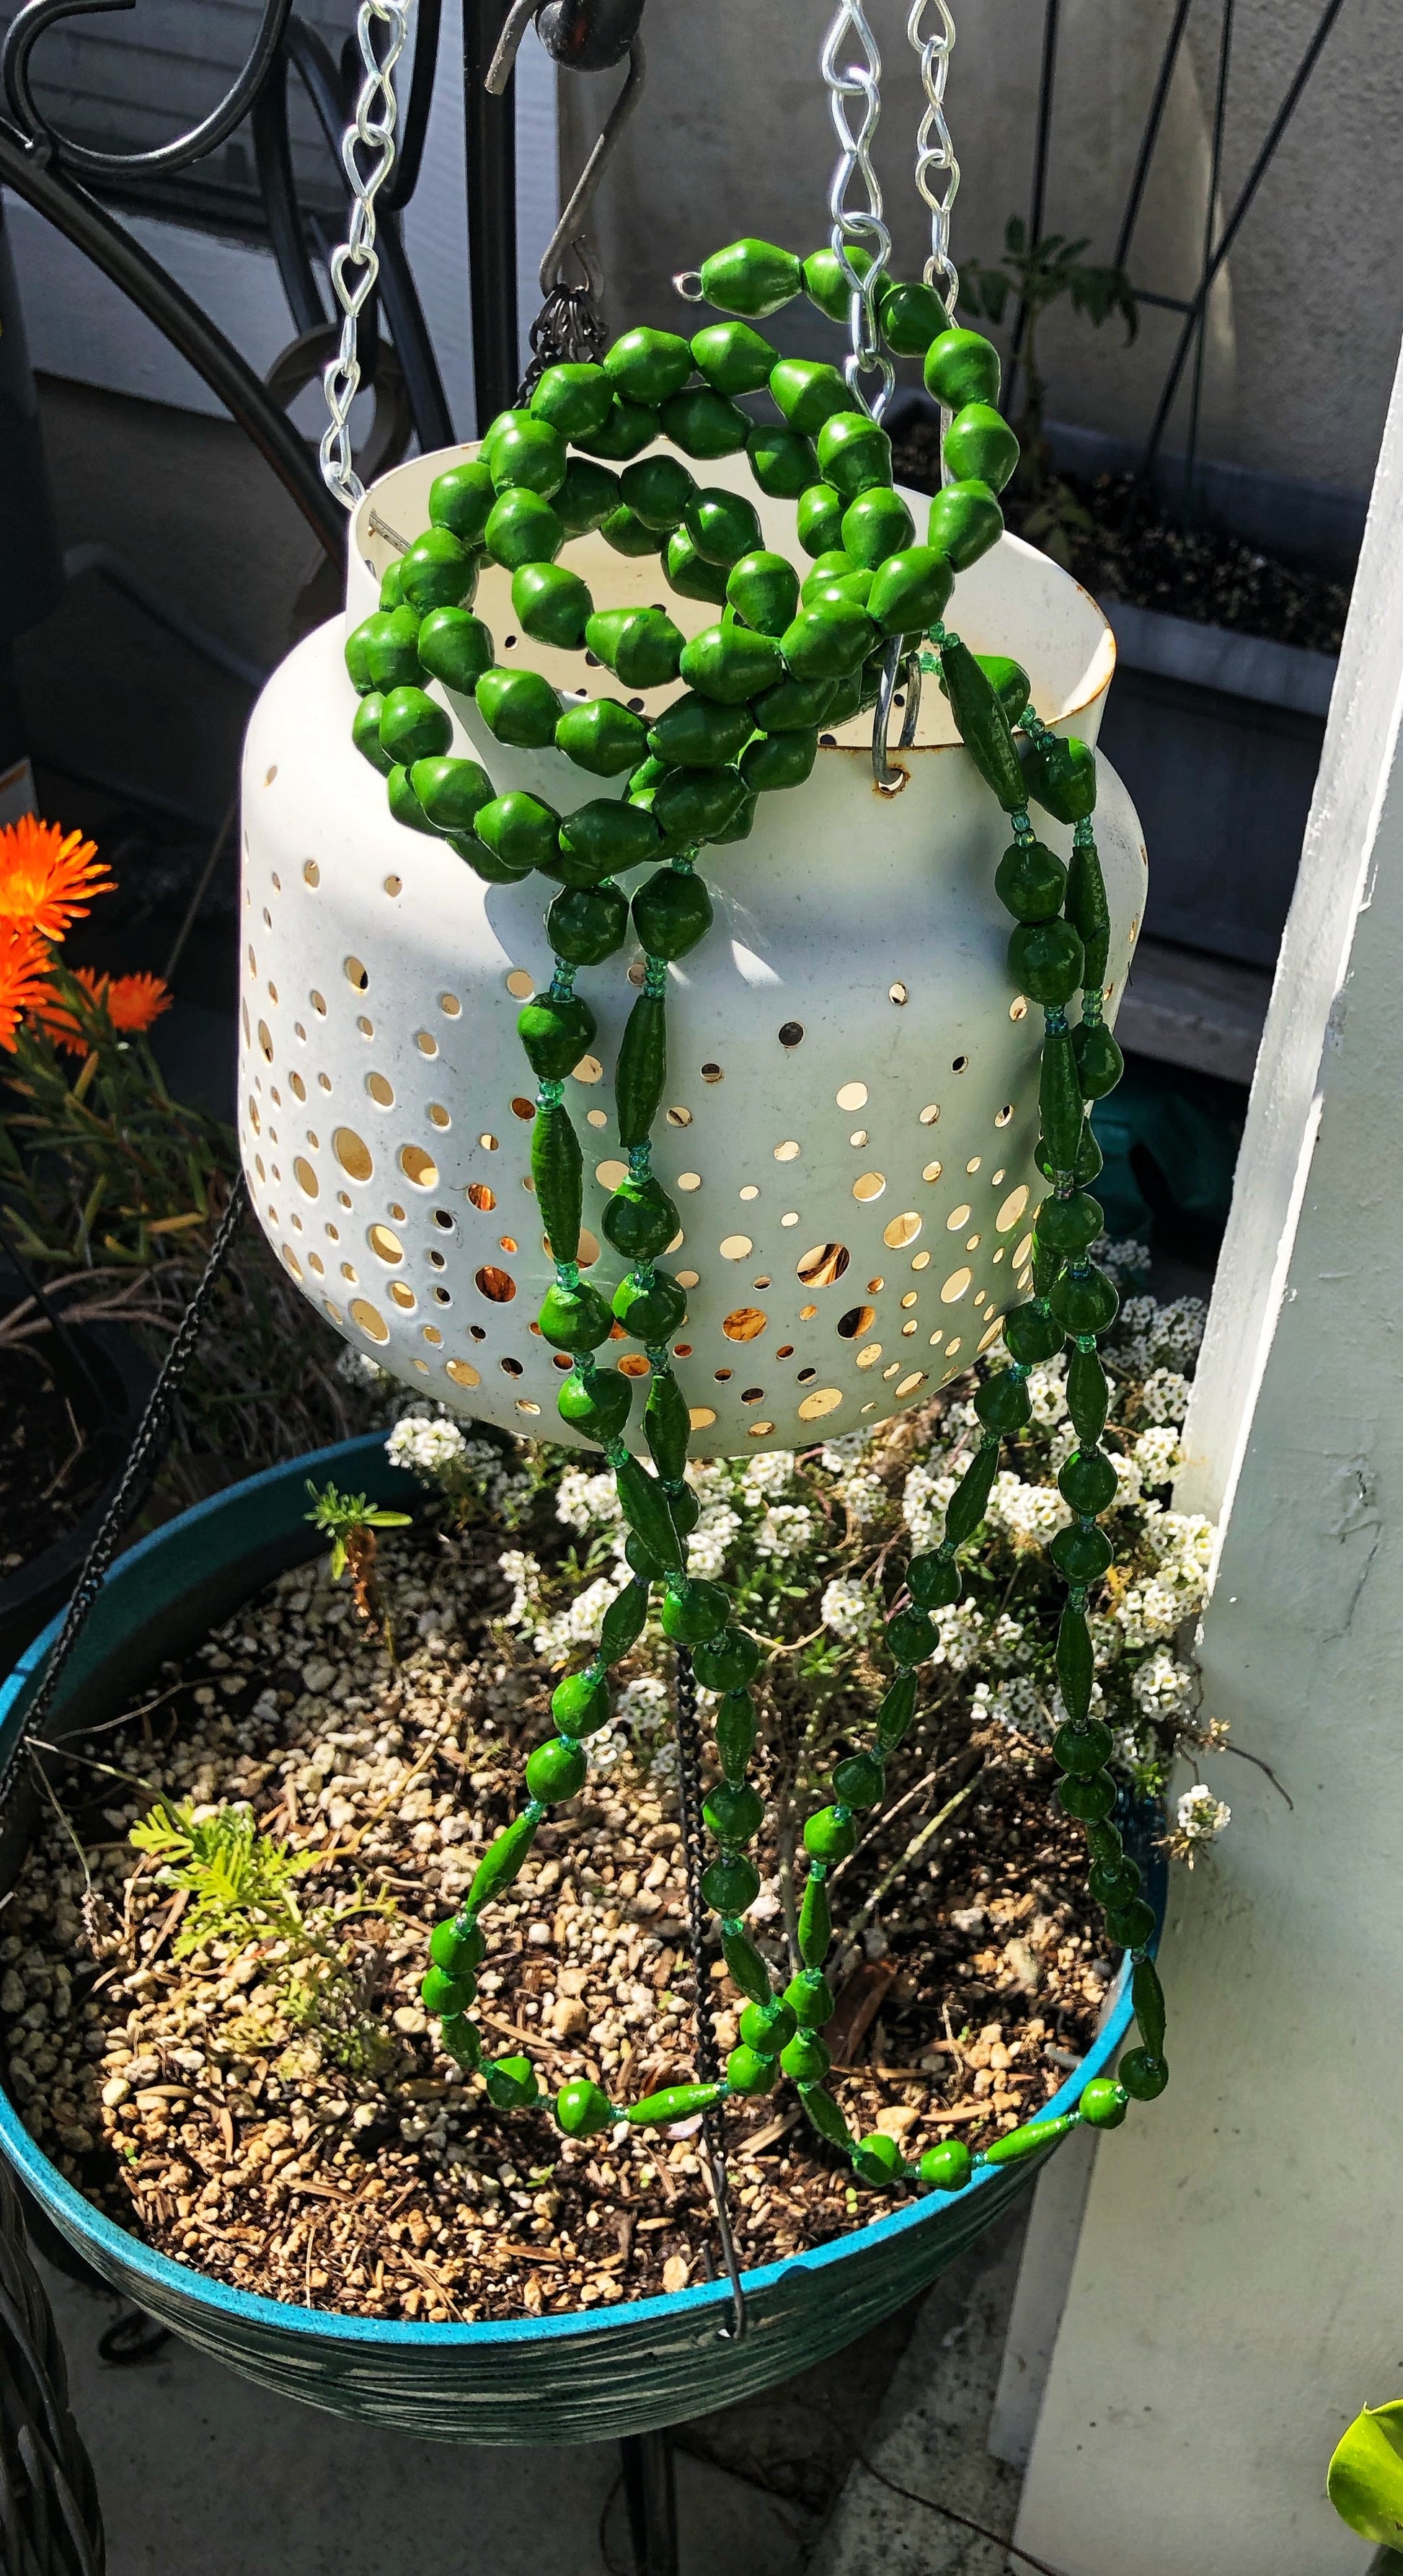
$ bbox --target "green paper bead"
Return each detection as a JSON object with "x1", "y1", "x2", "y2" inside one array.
[
  {"x1": 680, "y1": 621, "x2": 783, "y2": 704},
  {"x1": 1024, "y1": 733, "x2": 1098, "y2": 823},
  {"x1": 817, "y1": 411, "x2": 893, "y2": 500},
  {"x1": 1133, "y1": 1955, "x2": 1167, "y2": 2058},
  {"x1": 483, "y1": 487, "x2": 563, "y2": 569},
  {"x1": 615, "y1": 1448, "x2": 683, "y2": 1573},
  {"x1": 490, "y1": 414, "x2": 567, "y2": 497},
  {"x1": 1057, "y1": 1445, "x2": 1119, "y2": 1515},
  {"x1": 879, "y1": 277, "x2": 950, "y2": 355},
  {"x1": 619, "y1": 452, "x2": 696, "y2": 530},
  {"x1": 352, "y1": 694, "x2": 393, "y2": 773},
  {"x1": 747, "y1": 423, "x2": 816, "y2": 498},
  {"x1": 780, "y1": 600, "x2": 877, "y2": 679},
  {"x1": 867, "y1": 545, "x2": 953, "y2": 637},
  {"x1": 629, "y1": 2081, "x2": 723, "y2": 2126},
  {"x1": 556, "y1": 2076, "x2": 616, "y2": 2137},
  {"x1": 379, "y1": 685, "x2": 451, "y2": 767},
  {"x1": 1053, "y1": 1718, "x2": 1113, "y2": 1776},
  {"x1": 548, "y1": 881, "x2": 629, "y2": 965},
  {"x1": 797, "y1": 1873, "x2": 831, "y2": 1968},
  {"x1": 939, "y1": 636, "x2": 1024, "y2": 810},
  {"x1": 927, "y1": 478, "x2": 1004, "y2": 569},
  {"x1": 430, "y1": 456, "x2": 495, "y2": 544},
  {"x1": 400, "y1": 527, "x2": 477, "y2": 613},
  {"x1": 1076, "y1": 1021, "x2": 1125, "y2": 1100},
  {"x1": 704, "y1": 1780, "x2": 764, "y2": 1845},
  {"x1": 1089, "y1": 1857, "x2": 1141, "y2": 1909},
  {"x1": 683, "y1": 487, "x2": 763, "y2": 569},
  {"x1": 780, "y1": 2029, "x2": 831, "y2": 2084},
  {"x1": 421, "y1": 1963, "x2": 474, "y2": 2015},
  {"x1": 1050, "y1": 1265, "x2": 1119, "y2": 1336},
  {"x1": 513, "y1": 561, "x2": 592, "y2": 647},
  {"x1": 378, "y1": 558, "x2": 405, "y2": 611},
  {"x1": 739, "y1": 1999, "x2": 795, "y2": 2057},
  {"x1": 1058, "y1": 1769, "x2": 1117, "y2": 1823},
  {"x1": 660, "y1": 388, "x2": 750, "y2": 458},
  {"x1": 1002, "y1": 1300, "x2": 1062, "y2": 1365},
  {"x1": 907, "y1": 1553, "x2": 960, "y2": 1611},
  {"x1": 694, "y1": 1627, "x2": 761, "y2": 1692},
  {"x1": 484, "y1": 2055, "x2": 539, "y2": 2111},
  {"x1": 771, "y1": 357, "x2": 858, "y2": 436},
  {"x1": 530, "y1": 360, "x2": 613, "y2": 438},
  {"x1": 601, "y1": 504, "x2": 663, "y2": 559},
  {"x1": 1037, "y1": 1184, "x2": 1102, "y2": 1255},
  {"x1": 800, "y1": 2086, "x2": 854, "y2": 2151},
  {"x1": 469, "y1": 1808, "x2": 541, "y2": 1911},
  {"x1": 606, "y1": 324, "x2": 694, "y2": 404},
  {"x1": 345, "y1": 619, "x2": 378, "y2": 693},
  {"x1": 974, "y1": 1368, "x2": 1032, "y2": 1434},
  {"x1": 741, "y1": 730, "x2": 818, "y2": 793},
  {"x1": 1105, "y1": 1897, "x2": 1157, "y2": 1950},
  {"x1": 1056, "y1": 1602, "x2": 1094, "y2": 1726},
  {"x1": 474, "y1": 791, "x2": 559, "y2": 876},
  {"x1": 526, "y1": 1736, "x2": 587, "y2": 1803},
  {"x1": 386, "y1": 766, "x2": 435, "y2": 834},
  {"x1": 552, "y1": 1668, "x2": 613, "y2": 1738},
  {"x1": 699, "y1": 236, "x2": 802, "y2": 319},
  {"x1": 410, "y1": 755, "x2": 494, "y2": 835},
  {"x1": 1009, "y1": 918, "x2": 1086, "y2": 1008},
  {"x1": 691, "y1": 319, "x2": 775, "y2": 394},
  {"x1": 701, "y1": 1851, "x2": 760, "y2": 1914},
  {"x1": 481, "y1": 404, "x2": 542, "y2": 462},
  {"x1": 440, "y1": 2015, "x2": 482, "y2": 2070},
  {"x1": 1084, "y1": 1818, "x2": 1123, "y2": 1867},
  {"x1": 802, "y1": 243, "x2": 872, "y2": 321},
  {"x1": 417, "y1": 605, "x2": 494, "y2": 696},
  {"x1": 796, "y1": 482, "x2": 846, "y2": 558},
  {"x1": 599, "y1": 1577, "x2": 651, "y2": 1665},
  {"x1": 576, "y1": 396, "x2": 660, "y2": 461},
  {"x1": 555, "y1": 458, "x2": 621, "y2": 536},
  {"x1": 875, "y1": 1671, "x2": 919, "y2": 1749},
  {"x1": 476, "y1": 665, "x2": 560, "y2": 749},
  {"x1": 831, "y1": 1750, "x2": 885, "y2": 1808},
  {"x1": 431, "y1": 1923, "x2": 484, "y2": 1987},
  {"x1": 648, "y1": 692, "x2": 752, "y2": 770},
  {"x1": 662, "y1": 1577, "x2": 730, "y2": 1645},
  {"x1": 726, "y1": 550, "x2": 800, "y2": 638},
  {"x1": 585, "y1": 606, "x2": 683, "y2": 690},
  {"x1": 715, "y1": 1689, "x2": 756, "y2": 1782},
  {"x1": 805, "y1": 1806, "x2": 857, "y2": 1864},
  {"x1": 538, "y1": 1277, "x2": 613, "y2": 1353},
  {"x1": 1118, "y1": 2048, "x2": 1169, "y2": 2102},
  {"x1": 664, "y1": 529, "x2": 730, "y2": 603},
  {"x1": 1079, "y1": 2076, "x2": 1129, "y2": 2131},
  {"x1": 557, "y1": 1359, "x2": 632, "y2": 1445},
  {"x1": 1066, "y1": 1346, "x2": 1110, "y2": 1446},
  {"x1": 361, "y1": 605, "x2": 422, "y2": 691},
  {"x1": 632, "y1": 864, "x2": 713, "y2": 958},
  {"x1": 852, "y1": 2131, "x2": 907, "y2": 2190},
  {"x1": 983, "y1": 2115, "x2": 1079, "y2": 2167},
  {"x1": 995, "y1": 838, "x2": 1067, "y2": 923},
  {"x1": 726, "y1": 2045, "x2": 779, "y2": 2097},
  {"x1": 556, "y1": 696, "x2": 648, "y2": 778},
  {"x1": 801, "y1": 554, "x2": 868, "y2": 607},
  {"x1": 754, "y1": 673, "x2": 838, "y2": 731},
  {"x1": 919, "y1": 2138, "x2": 973, "y2": 2192},
  {"x1": 946, "y1": 1439, "x2": 1001, "y2": 1544},
  {"x1": 841, "y1": 487, "x2": 916, "y2": 570},
  {"x1": 602, "y1": 1171, "x2": 681, "y2": 1263},
  {"x1": 943, "y1": 401, "x2": 1019, "y2": 494},
  {"x1": 554, "y1": 796, "x2": 661, "y2": 885},
  {"x1": 652, "y1": 765, "x2": 748, "y2": 841},
  {"x1": 612, "y1": 1263, "x2": 688, "y2": 1343},
  {"x1": 924, "y1": 327, "x2": 1001, "y2": 409},
  {"x1": 1050, "y1": 1522, "x2": 1115, "y2": 1586},
  {"x1": 624, "y1": 1533, "x2": 669, "y2": 1582},
  {"x1": 888, "y1": 1605, "x2": 936, "y2": 1667}
]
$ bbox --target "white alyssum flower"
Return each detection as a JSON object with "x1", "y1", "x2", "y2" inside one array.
[
  {"x1": 555, "y1": 1467, "x2": 623, "y2": 1535},
  {"x1": 386, "y1": 1414, "x2": 469, "y2": 1477},
  {"x1": 1138, "y1": 1368, "x2": 1192, "y2": 1427},
  {"x1": 1177, "y1": 1780, "x2": 1230, "y2": 1842},
  {"x1": 1110, "y1": 1294, "x2": 1207, "y2": 1377},
  {"x1": 970, "y1": 1673, "x2": 1048, "y2": 1736},
  {"x1": 1025, "y1": 1360, "x2": 1068, "y2": 1427},
  {"x1": 986, "y1": 1470, "x2": 1073, "y2": 1546},
  {"x1": 1132, "y1": 1425, "x2": 1182, "y2": 1491},
  {"x1": 617, "y1": 1674, "x2": 670, "y2": 1736},
  {"x1": 1131, "y1": 1648, "x2": 1197, "y2": 1719},
  {"x1": 529, "y1": 1571, "x2": 630, "y2": 1664},
  {"x1": 820, "y1": 1431, "x2": 875, "y2": 1473},
  {"x1": 986, "y1": 1612, "x2": 1031, "y2": 1672},
  {"x1": 834, "y1": 1467, "x2": 885, "y2": 1524},
  {"x1": 338, "y1": 1346, "x2": 389, "y2": 1390},
  {"x1": 741, "y1": 1450, "x2": 797, "y2": 1503},
  {"x1": 931, "y1": 1601, "x2": 987, "y2": 1673},
  {"x1": 1112, "y1": 1581, "x2": 1184, "y2": 1647},
  {"x1": 497, "y1": 1549, "x2": 541, "y2": 1631},
  {"x1": 754, "y1": 1503, "x2": 815, "y2": 1561},
  {"x1": 1110, "y1": 1449, "x2": 1145, "y2": 1510},
  {"x1": 903, "y1": 1461, "x2": 957, "y2": 1552},
  {"x1": 688, "y1": 1505, "x2": 740, "y2": 1579},
  {"x1": 820, "y1": 1575, "x2": 880, "y2": 1640}
]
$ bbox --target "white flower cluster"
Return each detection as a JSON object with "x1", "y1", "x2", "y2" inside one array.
[
  {"x1": 986, "y1": 1469, "x2": 1073, "y2": 1546},
  {"x1": 1176, "y1": 1780, "x2": 1230, "y2": 1844},
  {"x1": 754, "y1": 1503, "x2": 815, "y2": 1561},
  {"x1": 555, "y1": 1467, "x2": 622, "y2": 1535},
  {"x1": 970, "y1": 1673, "x2": 1048, "y2": 1735},
  {"x1": 1025, "y1": 1359, "x2": 1068, "y2": 1427},
  {"x1": 1109, "y1": 1294, "x2": 1207, "y2": 1377},
  {"x1": 1131, "y1": 1424, "x2": 1182, "y2": 1491},
  {"x1": 820, "y1": 1575, "x2": 880, "y2": 1640},
  {"x1": 1137, "y1": 1368, "x2": 1192, "y2": 1428},
  {"x1": 497, "y1": 1551, "x2": 629, "y2": 1664},
  {"x1": 902, "y1": 1460, "x2": 958, "y2": 1552},
  {"x1": 386, "y1": 1413, "x2": 469, "y2": 1478},
  {"x1": 688, "y1": 1505, "x2": 741, "y2": 1579},
  {"x1": 931, "y1": 1601, "x2": 986, "y2": 1673},
  {"x1": 387, "y1": 1407, "x2": 535, "y2": 1521},
  {"x1": 1131, "y1": 1648, "x2": 1197, "y2": 1720},
  {"x1": 337, "y1": 1346, "x2": 389, "y2": 1392},
  {"x1": 742, "y1": 1450, "x2": 797, "y2": 1501}
]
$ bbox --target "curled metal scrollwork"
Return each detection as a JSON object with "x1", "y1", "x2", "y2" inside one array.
[{"x1": 1, "y1": 0, "x2": 293, "y2": 178}]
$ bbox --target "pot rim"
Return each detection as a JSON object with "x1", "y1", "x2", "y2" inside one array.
[{"x1": 0, "y1": 1432, "x2": 1153, "y2": 2353}]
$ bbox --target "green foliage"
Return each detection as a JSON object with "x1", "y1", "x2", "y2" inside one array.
[
  {"x1": 1329, "y1": 2402, "x2": 1403, "y2": 2554},
  {"x1": 304, "y1": 1479, "x2": 412, "y2": 1581}
]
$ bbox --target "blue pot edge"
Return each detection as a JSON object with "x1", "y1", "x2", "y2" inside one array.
[{"x1": 0, "y1": 1434, "x2": 1151, "y2": 2353}]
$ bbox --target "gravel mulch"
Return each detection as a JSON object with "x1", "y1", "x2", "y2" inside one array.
[{"x1": 6, "y1": 1519, "x2": 1111, "y2": 2324}]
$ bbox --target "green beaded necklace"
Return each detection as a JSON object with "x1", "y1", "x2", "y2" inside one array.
[{"x1": 342, "y1": 230, "x2": 1168, "y2": 2226}]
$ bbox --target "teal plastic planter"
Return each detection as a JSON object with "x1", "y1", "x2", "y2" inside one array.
[{"x1": 0, "y1": 1437, "x2": 1158, "y2": 2443}]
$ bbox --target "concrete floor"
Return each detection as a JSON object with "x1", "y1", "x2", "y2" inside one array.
[{"x1": 37, "y1": 2200, "x2": 1031, "y2": 2576}]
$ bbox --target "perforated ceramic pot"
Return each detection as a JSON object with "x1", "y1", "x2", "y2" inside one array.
[{"x1": 239, "y1": 446, "x2": 1145, "y2": 1457}]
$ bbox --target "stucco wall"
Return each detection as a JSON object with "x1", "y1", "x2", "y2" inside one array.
[{"x1": 559, "y1": 0, "x2": 1403, "y2": 500}]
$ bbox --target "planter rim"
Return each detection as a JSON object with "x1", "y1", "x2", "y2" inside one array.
[
  {"x1": 0, "y1": 1434, "x2": 1143, "y2": 2355},
  {"x1": 1104, "y1": 593, "x2": 1337, "y2": 716}
]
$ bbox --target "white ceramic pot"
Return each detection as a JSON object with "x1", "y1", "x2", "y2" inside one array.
[{"x1": 238, "y1": 445, "x2": 1144, "y2": 1457}]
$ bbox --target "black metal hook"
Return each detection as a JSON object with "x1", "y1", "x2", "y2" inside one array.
[{"x1": 2, "y1": 0, "x2": 293, "y2": 178}]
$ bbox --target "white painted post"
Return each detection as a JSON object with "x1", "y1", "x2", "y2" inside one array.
[{"x1": 1011, "y1": 334, "x2": 1403, "y2": 2575}]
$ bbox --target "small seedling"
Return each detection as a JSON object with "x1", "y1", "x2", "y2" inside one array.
[{"x1": 305, "y1": 1479, "x2": 411, "y2": 1654}]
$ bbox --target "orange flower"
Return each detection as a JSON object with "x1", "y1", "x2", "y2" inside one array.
[
  {"x1": 0, "y1": 925, "x2": 53, "y2": 1051},
  {"x1": 33, "y1": 964, "x2": 172, "y2": 1054},
  {"x1": 0, "y1": 817, "x2": 113, "y2": 943}
]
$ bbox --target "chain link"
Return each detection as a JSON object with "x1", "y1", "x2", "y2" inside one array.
[
  {"x1": 820, "y1": 1, "x2": 894, "y2": 421},
  {"x1": 908, "y1": 0, "x2": 960, "y2": 319},
  {"x1": 320, "y1": 1, "x2": 411, "y2": 512}
]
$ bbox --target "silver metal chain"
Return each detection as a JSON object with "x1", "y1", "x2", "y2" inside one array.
[
  {"x1": 820, "y1": 1, "x2": 893, "y2": 422},
  {"x1": 908, "y1": 0, "x2": 960, "y2": 319},
  {"x1": 320, "y1": 0, "x2": 411, "y2": 512}
]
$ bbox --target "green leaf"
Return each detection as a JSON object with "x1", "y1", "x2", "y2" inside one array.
[
  {"x1": 1004, "y1": 214, "x2": 1027, "y2": 254},
  {"x1": 366, "y1": 1509, "x2": 413, "y2": 1529},
  {"x1": 1329, "y1": 2403, "x2": 1403, "y2": 2546},
  {"x1": 978, "y1": 271, "x2": 1012, "y2": 326},
  {"x1": 329, "y1": 1536, "x2": 348, "y2": 1579}
]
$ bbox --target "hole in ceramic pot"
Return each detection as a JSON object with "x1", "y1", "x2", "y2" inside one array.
[
  {"x1": 368, "y1": 1225, "x2": 403, "y2": 1263},
  {"x1": 344, "y1": 956, "x2": 368, "y2": 990},
  {"x1": 505, "y1": 969, "x2": 534, "y2": 999},
  {"x1": 836, "y1": 1082, "x2": 867, "y2": 1111},
  {"x1": 941, "y1": 1268, "x2": 972, "y2": 1303},
  {"x1": 511, "y1": 1096, "x2": 534, "y2": 1120},
  {"x1": 596, "y1": 1159, "x2": 628, "y2": 1189},
  {"x1": 349, "y1": 1297, "x2": 387, "y2": 1341},
  {"x1": 748, "y1": 1421, "x2": 775, "y2": 1437},
  {"x1": 779, "y1": 1022, "x2": 804, "y2": 1047},
  {"x1": 947, "y1": 1204, "x2": 972, "y2": 1230},
  {"x1": 401, "y1": 1146, "x2": 440, "y2": 1188},
  {"x1": 446, "y1": 1359, "x2": 480, "y2": 1388},
  {"x1": 852, "y1": 1173, "x2": 885, "y2": 1202},
  {"x1": 883, "y1": 1212, "x2": 921, "y2": 1248},
  {"x1": 689, "y1": 1406, "x2": 717, "y2": 1429},
  {"x1": 677, "y1": 1172, "x2": 702, "y2": 1192},
  {"x1": 889, "y1": 982, "x2": 908, "y2": 1005},
  {"x1": 257, "y1": 1021, "x2": 273, "y2": 1062},
  {"x1": 501, "y1": 1357, "x2": 523, "y2": 1377},
  {"x1": 476, "y1": 1266, "x2": 515, "y2": 1302},
  {"x1": 702, "y1": 1061, "x2": 723, "y2": 1083},
  {"x1": 333, "y1": 1127, "x2": 373, "y2": 1181},
  {"x1": 797, "y1": 1243, "x2": 849, "y2": 1287},
  {"x1": 303, "y1": 861, "x2": 319, "y2": 887},
  {"x1": 997, "y1": 1185, "x2": 1030, "y2": 1232},
  {"x1": 367, "y1": 1073, "x2": 394, "y2": 1107},
  {"x1": 797, "y1": 1386, "x2": 843, "y2": 1419},
  {"x1": 856, "y1": 1343, "x2": 882, "y2": 1368},
  {"x1": 723, "y1": 1308, "x2": 767, "y2": 1341},
  {"x1": 837, "y1": 1305, "x2": 875, "y2": 1339},
  {"x1": 293, "y1": 1158, "x2": 318, "y2": 1199}
]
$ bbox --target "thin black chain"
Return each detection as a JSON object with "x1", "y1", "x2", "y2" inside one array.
[
  {"x1": 1, "y1": 1176, "x2": 249, "y2": 1808},
  {"x1": 515, "y1": 284, "x2": 608, "y2": 399},
  {"x1": 673, "y1": 1643, "x2": 747, "y2": 2340}
]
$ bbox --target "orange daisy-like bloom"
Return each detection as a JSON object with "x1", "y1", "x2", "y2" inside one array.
[
  {"x1": 0, "y1": 817, "x2": 114, "y2": 943},
  {"x1": 0, "y1": 925, "x2": 54, "y2": 1051},
  {"x1": 35, "y1": 964, "x2": 172, "y2": 1054}
]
